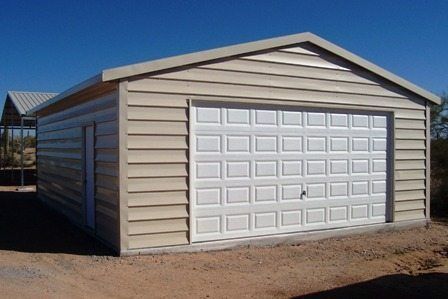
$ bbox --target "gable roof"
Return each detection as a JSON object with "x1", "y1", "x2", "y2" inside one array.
[
  {"x1": 6, "y1": 91, "x2": 58, "y2": 116},
  {"x1": 30, "y1": 32, "x2": 440, "y2": 114},
  {"x1": 1, "y1": 91, "x2": 57, "y2": 126}
]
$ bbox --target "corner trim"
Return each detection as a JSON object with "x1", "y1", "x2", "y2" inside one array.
[
  {"x1": 425, "y1": 104, "x2": 431, "y2": 219},
  {"x1": 188, "y1": 98, "x2": 193, "y2": 244},
  {"x1": 118, "y1": 80, "x2": 129, "y2": 252}
]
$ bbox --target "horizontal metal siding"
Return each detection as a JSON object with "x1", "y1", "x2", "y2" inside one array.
[
  {"x1": 125, "y1": 92, "x2": 189, "y2": 249},
  {"x1": 124, "y1": 44, "x2": 428, "y2": 249},
  {"x1": 128, "y1": 78, "x2": 424, "y2": 111},
  {"x1": 37, "y1": 91, "x2": 120, "y2": 250}
]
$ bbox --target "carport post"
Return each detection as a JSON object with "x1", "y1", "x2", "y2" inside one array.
[
  {"x1": 10, "y1": 120, "x2": 14, "y2": 180},
  {"x1": 20, "y1": 116, "x2": 24, "y2": 187},
  {"x1": 0, "y1": 126, "x2": 2, "y2": 170},
  {"x1": 2, "y1": 124, "x2": 7, "y2": 171},
  {"x1": 0, "y1": 126, "x2": 3, "y2": 171}
]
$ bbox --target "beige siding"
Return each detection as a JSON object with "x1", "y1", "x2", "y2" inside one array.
[
  {"x1": 37, "y1": 90, "x2": 120, "y2": 250},
  {"x1": 122, "y1": 43, "x2": 428, "y2": 250},
  {"x1": 124, "y1": 92, "x2": 189, "y2": 250},
  {"x1": 128, "y1": 232, "x2": 188, "y2": 249}
]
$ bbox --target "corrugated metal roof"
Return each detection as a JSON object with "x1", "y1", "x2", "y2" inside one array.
[{"x1": 7, "y1": 91, "x2": 58, "y2": 115}]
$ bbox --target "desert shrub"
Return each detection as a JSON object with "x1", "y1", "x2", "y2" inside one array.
[
  {"x1": 0, "y1": 136, "x2": 36, "y2": 168},
  {"x1": 431, "y1": 139, "x2": 448, "y2": 216},
  {"x1": 430, "y1": 93, "x2": 448, "y2": 217}
]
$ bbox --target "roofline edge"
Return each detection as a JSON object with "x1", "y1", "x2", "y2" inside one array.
[
  {"x1": 6, "y1": 91, "x2": 59, "y2": 116},
  {"x1": 306, "y1": 34, "x2": 441, "y2": 105},
  {"x1": 101, "y1": 32, "x2": 440, "y2": 104},
  {"x1": 29, "y1": 31, "x2": 441, "y2": 113},
  {"x1": 101, "y1": 32, "x2": 315, "y2": 82},
  {"x1": 27, "y1": 73, "x2": 103, "y2": 115}
]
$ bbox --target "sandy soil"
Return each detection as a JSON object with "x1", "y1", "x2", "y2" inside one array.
[{"x1": 0, "y1": 186, "x2": 447, "y2": 298}]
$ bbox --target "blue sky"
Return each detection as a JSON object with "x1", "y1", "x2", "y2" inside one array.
[{"x1": 0, "y1": 0, "x2": 447, "y2": 116}]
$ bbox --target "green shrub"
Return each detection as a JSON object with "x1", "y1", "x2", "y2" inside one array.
[
  {"x1": 430, "y1": 92, "x2": 448, "y2": 217},
  {"x1": 431, "y1": 139, "x2": 448, "y2": 215}
]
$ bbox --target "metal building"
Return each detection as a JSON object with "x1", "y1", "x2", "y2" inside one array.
[{"x1": 29, "y1": 33, "x2": 440, "y2": 255}]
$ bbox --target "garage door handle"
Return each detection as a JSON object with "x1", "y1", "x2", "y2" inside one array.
[{"x1": 301, "y1": 190, "x2": 306, "y2": 197}]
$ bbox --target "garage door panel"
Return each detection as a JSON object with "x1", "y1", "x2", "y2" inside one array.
[
  {"x1": 195, "y1": 135, "x2": 221, "y2": 152},
  {"x1": 192, "y1": 208, "x2": 386, "y2": 242},
  {"x1": 193, "y1": 170, "x2": 386, "y2": 187},
  {"x1": 193, "y1": 197, "x2": 386, "y2": 214},
  {"x1": 255, "y1": 109, "x2": 278, "y2": 126},
  {"x1": 194, "y1": 185, "x2": 387, "y2": 214},
  {"x1": 194, "y1": 126, "x2": 387, "y2": 136},
  {"x1": 191, "y1": 103, "x2": 390, "y2": 242},
  {"x1": 194, "y1": 153, "x2": 387, "y2": 162}
]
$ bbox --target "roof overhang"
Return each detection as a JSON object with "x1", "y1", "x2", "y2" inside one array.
[
  {"x1": 28, "y1": 74, "x2": 102, "y2": 115},
  {"x1": 29, "y1": 32, "x2": 441, "y2": 115}
]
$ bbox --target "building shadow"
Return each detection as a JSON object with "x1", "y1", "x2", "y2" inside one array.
[
  {"x1": 0, "y1": 190, "x2": 113, "y2": 256},
  {"x1": 294, "y1": 273, "x2": 448, "y2": 299},
  {"x1": 0, "y1": 168, "x2": 36, "y2": 186}
]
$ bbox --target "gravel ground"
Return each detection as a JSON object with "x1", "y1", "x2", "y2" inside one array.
[{"x1": 0, "y1": 186, "x2": 447, "y2": 298}]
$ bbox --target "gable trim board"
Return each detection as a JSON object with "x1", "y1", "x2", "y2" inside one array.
[
  {"x1": 32, "y1": 32, "x2": 437, "y2": 254},
  {"x1": 102, "y1": 33, "x2": 439, "y2": 104}
]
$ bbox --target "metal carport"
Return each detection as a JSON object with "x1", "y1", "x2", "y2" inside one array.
[{"x1": 0, "y1": 91, "x2": 57, "y2": 188}]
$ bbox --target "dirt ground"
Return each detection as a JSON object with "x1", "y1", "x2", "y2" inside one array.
[{"x1": 0, "y1": 186, "x2": 447, "y2": 298}]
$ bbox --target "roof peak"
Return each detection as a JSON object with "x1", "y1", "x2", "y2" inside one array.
[
  {"x1": 101, "y1": 31, "x2": 440, "y2": 104},
  {"x1": 5, "y1": 91, "x2": 58, "y2": 116},
  {"x1": 30, "y1": 32, "x2": 440, "y2": 114}
]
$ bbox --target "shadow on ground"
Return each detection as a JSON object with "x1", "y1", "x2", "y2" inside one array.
[
  {"x1": 295, "y1": 273, "x2": 448, "y2": 299},
  {"x1": 0, "y1": 190, "x2": 113, "y2": 256},
  {"x1": 0, "y1": 168, "x2": 36, "y2": 186}
]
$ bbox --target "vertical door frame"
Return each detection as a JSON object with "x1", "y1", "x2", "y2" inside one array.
[
  {"x1": 387, "y1": 112, "x2": 396, "y2": 223},
  {"x1": 188, "y1": 98, "x2": 193, "y2": 244},
  {"x1": 82, "y1": 121, "x2": 96, "y2": 232}
]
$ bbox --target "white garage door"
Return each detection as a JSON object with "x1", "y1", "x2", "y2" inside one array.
[{"x1": 191, "y1": 102, "x2": 390, "y2": 242}]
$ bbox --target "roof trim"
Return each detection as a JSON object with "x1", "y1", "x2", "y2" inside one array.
[
  {"x1": 102, "y1": 32, "x2": 440, "y2": 104},
  {"x1": 28, "y1": 74, "x2": 102, "y2": 115},
  {"x1": 30, "y1": 32, "x2": 441, "y2": 113}
]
